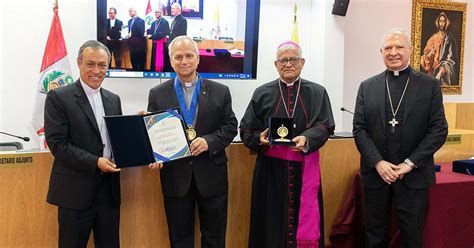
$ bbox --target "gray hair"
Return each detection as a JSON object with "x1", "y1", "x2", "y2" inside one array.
[
  {"x1": 78, "y1": 40, "x2": 111, "y2": 62},
  {"x1": 168, "y1": 36, "x2": 199, "y2": 58},
  {"x1": 276, "y1": 43, "x2": 303, "y2": 60},
  {"x1": 171, "y1": 2, "x2": 182, "y2": 12},
  {"x1": 381, "y1": 28, "x2": 411, "y2": 49}
]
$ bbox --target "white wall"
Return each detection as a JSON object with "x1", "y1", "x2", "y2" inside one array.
[
  {"x1": 341, "y1": 0, "x2": 474, "y2": 132},
  {"x1": 1, "y1": 0, "x2": 473, "y2": 149}
]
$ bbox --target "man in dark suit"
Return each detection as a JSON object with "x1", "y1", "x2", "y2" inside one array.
[
  {"x1": 146, "y1": 8, "x2": 170, "y2": 72},
  {"x1": 44, "y1": 40, "x2": 122, "y2": 248},
  {"x1": 105, "y1": 7, "x2": 123, "y2": 69},
  {"x1": 353, "y1": 28, "x2": 448, "y2": 248},
  {"x1": 147, "y1": 36, "x2": 238, "y2": 247},
  {"x1": 164, "y1": 2, "x2": 187, "y2": 71},
  {"x1": 169, "y1": 2, "x2": 187, "y2": 42},
  {"x1": 127, "y1": 7, "x2": 146, "y2": 71}
]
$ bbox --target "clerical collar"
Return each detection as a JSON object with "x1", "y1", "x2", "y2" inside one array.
[
  {"x1": 388, "y1": 65, "x2": 410, "y2": 76},
  {"x1": 178, "y1": 74, "x2": 198, "y2": 88},
  {"x1": 80, "y1": 79, "x2": 101, "y2": 94},
  {"x1": 280, "y1": 77, "x2": 300, "y2": 87}
]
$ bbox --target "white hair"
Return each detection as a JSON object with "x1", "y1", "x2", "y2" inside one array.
[
  {"x1": 168, "y1": 36, "x2": 199, "y2": 58},
  {"x1": 381, "y1": 28, "x2": 411, "y2": 49},
  {"x1": 276, "y1": 44, "x2": 303, "y2": 60},
  {"x1": 171, "y1": 2, "x2": 182, "y2": 11}
]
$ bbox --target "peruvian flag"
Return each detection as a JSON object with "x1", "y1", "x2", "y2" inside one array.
[
  {"x1": 144, "y1": 0, "x2": 154, "y2": 29},
  {"x1": 29, "y1": 4, "x2": 73, "y2": 149}
]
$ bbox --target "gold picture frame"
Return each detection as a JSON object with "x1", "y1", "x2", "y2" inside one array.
[{"x1": 411, "y1": 0, "x2": 467, "y2": 95}]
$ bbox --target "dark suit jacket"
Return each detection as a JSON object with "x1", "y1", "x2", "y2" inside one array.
[
  {"x1": 45, "y1": 81, "x2": 122, "y2": 210},
  {"x1": 169, "y1": 14, "x2": 187, "y2": 42},
  {"x1": 106, "y1": 18, "x2": 123, "y2": 50},
  {"x1": 128, "y1": 17, "x2": 146, "y2": 51},
  {"x1": 147, "y1": 79, "x2": 238, "y2": 198},
  {"x1": 107, "y1": 18, "x2": 123, "y2": 40},
  {"x1": 353, "y1": 68, "x2": 448, "y2": 190},
  {"x1": 146, "y1": 17, "x2": 170, "y2": 40}
]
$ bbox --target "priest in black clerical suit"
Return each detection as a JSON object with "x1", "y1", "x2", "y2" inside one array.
[
  {"x1": 164, "y1": 2, "x2": 187, "y2": 71},
  {"x1": 147, "y1": 36, "x2": 237, "y2": 248},
  {"x1": 240, "y1": 41, "x2": 335, "y2": 248},
  {"x1": 353, "y1": 28, "x2": 448, "y2": 248},
  {"x1": 105, "y1": 7, "x2": 123, "y2": 68}
]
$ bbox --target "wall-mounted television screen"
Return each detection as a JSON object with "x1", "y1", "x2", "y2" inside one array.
[{"x1": 97, "y1": 0, "x2": 260, "y2": 79}]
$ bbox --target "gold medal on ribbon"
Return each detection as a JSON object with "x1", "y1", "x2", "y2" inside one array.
[{"x1": 186, "y1": 127, "x2": 197, "y2": 141}]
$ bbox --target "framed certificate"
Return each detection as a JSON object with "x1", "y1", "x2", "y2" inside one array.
[
  {"x1": 104, "y1": 108, "x2": 191, "y2": 168},
  {"x1": 144, "y1": 110, "x2": 191, "y2": 163}
]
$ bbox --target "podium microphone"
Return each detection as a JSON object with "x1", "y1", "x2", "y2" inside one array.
[
  {"x1": 0, "y1": 131, "x2": 30, "y2": 142},
  {"x1": 340, "y1": 107, "x2": 354, "y2": 115}
]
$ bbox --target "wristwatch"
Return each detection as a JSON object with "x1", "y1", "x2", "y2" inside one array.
[{"x1": 403, "y1": 158, "x2": 416, "y2": 168}]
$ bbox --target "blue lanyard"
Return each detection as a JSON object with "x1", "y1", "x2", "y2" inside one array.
[{"x1": 174, "y1": 76, "x2": 201, "y2": 127}]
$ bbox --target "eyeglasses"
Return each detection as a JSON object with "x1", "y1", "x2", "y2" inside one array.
[{"x1": 276, "y1": 57, "x2": 301, "y2": 66}]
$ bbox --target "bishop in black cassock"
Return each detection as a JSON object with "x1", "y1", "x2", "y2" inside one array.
[
  {"x1": 240, "y1": 41, "x2": 335, "y2": 248},
  {"x1": 353, "y1": 28, "x2": 447, "y2": 248}
]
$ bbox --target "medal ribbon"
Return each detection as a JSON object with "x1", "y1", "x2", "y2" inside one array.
[{"x1": 174, "y1": 76, "x2": 201, "y2": 128}]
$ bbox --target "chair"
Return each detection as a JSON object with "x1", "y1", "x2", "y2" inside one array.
[{"x1": 0, "y1": 142, "x2": 23, "y2": 151}]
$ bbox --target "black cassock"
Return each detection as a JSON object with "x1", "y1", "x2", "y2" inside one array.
[{"x1": 240, "y1": 79, "x2": 335, "y2": 248}]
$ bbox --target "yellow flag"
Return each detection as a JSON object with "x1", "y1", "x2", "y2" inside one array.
[
  {"x1": 212, "y1": 4, "x2": 221, "y2": 39},
  {"x1": 291, "y1": 3, "x2": 298, "y2": 43}
]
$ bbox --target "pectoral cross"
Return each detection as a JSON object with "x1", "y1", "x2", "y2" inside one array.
[{"x1": 388, "y1": 118, "x2": 399, "y2": 134}]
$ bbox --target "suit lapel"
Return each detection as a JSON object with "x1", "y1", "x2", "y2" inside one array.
[
  {"x1": 74, "y1": 82, "x2": 100, "y2": 135},
  {"x1": 167, "y1": 81, "x2": 180, "y2": 109},
  {"x1": 101, "y1": 89, "x2": 115, "y2": 116},
  {"x1": 195, "y1": 79, "x2": 208, "y2": 132},
  {"x1": 403, "y1": 69, "x2": 422, "y2": 121},
  {"x1": 374, "y1": 72, "x2": 386, "y2": 127}
]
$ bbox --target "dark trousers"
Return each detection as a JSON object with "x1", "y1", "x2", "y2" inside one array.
[
  {"x1": 163, "y1": 43, "x2": 173, "y2": 72},
  {"x1": 58, "y1": 177, "x2": 120, "y2": 248},
  {"x1": 129, "y1": 47, "x2": 146, "y2": 71},
  {"x1": 364, "y1": 180, "x2": 428, "y2": 248},
  {"x1": 128, "y1": 37, "x2": 146, "y2": 71},
  {"x1": 163, "y1": 179, "x2": 227, "y2": 248}
]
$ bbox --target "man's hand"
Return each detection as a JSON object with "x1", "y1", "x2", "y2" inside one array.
[
  {"x1": 97, "y1": 157, "x2": 121, "y2": 173},
  {"x1": 375, "y1": 160, "x2": 399, "y2": 184},
  {"x1": 136, "y1": 110, "x2": 147, "y2": 115},
  {"x1": 190, "y1": 137, "x2": 208, "y2": 156},
  {"x1": 259, "y1": 128, "x2": 270, "y2": 145},
  {"x1": 149, "y1": 162, "x2": 164, "y2": 170},
  {"x1": 395, "y1": 163, "x2": 413, "y2": 179},
  {"x1": 291, "y1": 136, "x2": 307, "y2": 152}
]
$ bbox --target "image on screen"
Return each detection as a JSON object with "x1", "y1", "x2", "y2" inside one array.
[{"x1": 97, "y1": 0, "x2": 260, "y2": 79}]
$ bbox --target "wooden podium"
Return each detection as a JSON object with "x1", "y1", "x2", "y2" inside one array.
[
  {"x1": 0, "y1": 141, "x2": 358, "y2": 247},
  {"x1": 2, "y1": 102, "x2": 473, "y2": 247}
]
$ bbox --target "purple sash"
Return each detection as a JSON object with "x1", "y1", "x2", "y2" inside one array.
[
  {"x1": 153, "y1": 38, "x2": 167, "y2": 72},
  {"x1": 265, "y1": 146, "x2": 321, "y2": 247}
]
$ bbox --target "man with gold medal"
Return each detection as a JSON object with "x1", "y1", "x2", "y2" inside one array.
[
  {"x1": 147, "y1": 36, "x2": 238, "y2": 247},
  {"x1": 240, "y1": 41, "x2": 335, "y2": 248}
]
